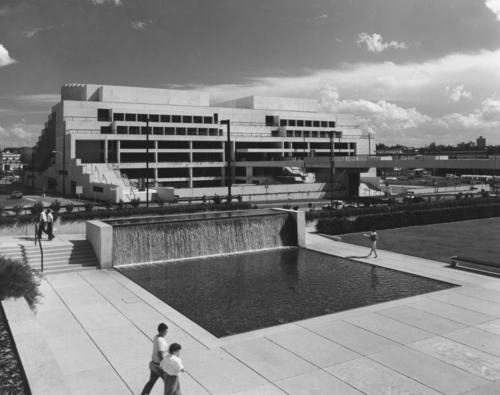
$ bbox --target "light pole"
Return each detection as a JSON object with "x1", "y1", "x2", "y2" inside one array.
[
  {"x1": 145, "y1": 117, "x2": 150, "y2": 208},
  {"x1": 220, "y1": 119, "x2": 232, "y2": 201},
  {"x1": 329, "y1": 131, "x2": 335, "y2": 206}
]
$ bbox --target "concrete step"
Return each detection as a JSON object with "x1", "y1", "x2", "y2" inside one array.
[
  {"x1": 39, "y1": 265, "x2": 98, "y2": 275},
  {"x1": 29, "y1": 258, "x2": 98, "y2": 267}
]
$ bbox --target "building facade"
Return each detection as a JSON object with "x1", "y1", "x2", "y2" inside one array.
[
  {"x1": 30, "y1": 84, "x2": 370, "y2": 201},
  {"x1": 0, "y1": 150, "x2": 22, "y2": 172}
]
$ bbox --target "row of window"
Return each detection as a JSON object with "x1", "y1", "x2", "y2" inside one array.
[
  {"x1": 101, "y1": 126, "x2": 222, "y2": 136},
  {"x1": 280, "y1": 119, "x2": 335, "y2": 128},
  {"x1": 97, "y1": 109, "x2": 218, "y2": 124},
  {"x1": 285, "y1": 130, "x2": 342, "y2": 138}
]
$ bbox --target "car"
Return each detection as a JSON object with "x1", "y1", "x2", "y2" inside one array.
[{"x1": 10, "y1": 191, "x2": 23, "y2": 199}]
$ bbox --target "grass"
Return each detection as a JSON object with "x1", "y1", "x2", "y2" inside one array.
[{"x1": 338, "y1": 217, "x2": 500, "y2": 264}]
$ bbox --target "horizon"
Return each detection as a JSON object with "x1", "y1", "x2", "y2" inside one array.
[{"x1": 1, "y1": 0, "x2": 500, "y2": 147}]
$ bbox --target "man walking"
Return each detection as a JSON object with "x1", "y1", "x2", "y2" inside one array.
[
  {"x1": 37, "y1": 209, "x2": 47, "y2": 240},
  {"x1": 46, "y1": 209, "x2": 55, "y2": 240},
  {"x1": 364, "y1": 229, "x2": 378, "y2": 258},
  {"x1": 141, "y1": 323, "x2": 169, "y2": 395}
]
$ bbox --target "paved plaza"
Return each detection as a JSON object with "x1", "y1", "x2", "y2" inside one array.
[{"x1": 4, "y1": 232, "x2": 500, "y2": 394}]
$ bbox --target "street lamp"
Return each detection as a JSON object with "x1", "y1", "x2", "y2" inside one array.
[
  {"x1": 329, "y1": 131, "x2": 335, "y2": 206},
  {"x1": 145, "y1": 117, "x2": 150, "y2": 208},
  {"x1": 220, "y1": 119, "x2": 232, "y2": 201}
]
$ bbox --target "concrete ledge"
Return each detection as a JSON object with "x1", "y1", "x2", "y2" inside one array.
[
  {"x1": 86, "y1": 220, "x2": 113, "y2": 269},
  {"x1": 273, "y1": 208, "x2": 306, "y2": 247},
  {"x1": 3, "y1": 298, "x2": 70, "y2": 395}
]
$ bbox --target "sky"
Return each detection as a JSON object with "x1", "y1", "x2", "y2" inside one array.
[{"x1": 1, "y1": 0, "x2": 500, "y2": 147}]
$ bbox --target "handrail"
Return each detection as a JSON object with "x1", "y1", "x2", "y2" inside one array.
[{"x1": 34, "y1": 224, "x2": 44, "y2": 272}]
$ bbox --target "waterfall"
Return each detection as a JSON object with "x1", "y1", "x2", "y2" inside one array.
[{"x1": 112, "y1": 212, "x2": 296, "y2": 265}]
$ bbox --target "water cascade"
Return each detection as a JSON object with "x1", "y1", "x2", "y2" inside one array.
[{"x1": 110, "y1": 210, "x2": 297, "y2": 266}]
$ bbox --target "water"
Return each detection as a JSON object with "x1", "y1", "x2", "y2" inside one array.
[
  {"x1": 118, "y1": 248, "x2": 457, "y2": 337},
  {"x1": 112, "y1": 213, "x2": 296, "y2": 265}
]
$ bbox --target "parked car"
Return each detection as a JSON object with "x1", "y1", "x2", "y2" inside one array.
[{"x1": 10, "y1": 190, "x2": 23, "y2": 199}]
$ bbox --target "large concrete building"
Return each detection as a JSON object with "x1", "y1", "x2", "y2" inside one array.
[{"x1": 30, "y1": 84, "x2": 370, "y2": 201}]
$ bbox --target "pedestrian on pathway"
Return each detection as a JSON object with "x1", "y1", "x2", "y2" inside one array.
[
  {"x1": 160, "y1": 343, "x2": 185, "y2": 395},
  {"x1": 37, "y1": 209, "x2": 47, "y2": 240},
  {"x1": 363, "y1": 229, "x2": 378, "y2": 258},
  {"x1": 46, "y1": 209, "x2": 55, "y2": 240},
  {"x1": 141, "y1": 323, "x2": 169, "y2": 395}
]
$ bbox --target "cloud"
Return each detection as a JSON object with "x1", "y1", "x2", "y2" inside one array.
[
  {"x1": 91, "y1": 0, "x2": 122, "y2": 5},
  {"x1": 446, "y1": 85, "x2": 472, "y2": 102},
  {"x1": 10, "y1": 94, "x2": 60, "y2": 104},
  {"x1": 485, "y1": 0, "x2": 500, "y2": 20},
  {"x1": 0, "y1": 44, "x2": 16, "y2": 67},
  {"x1": 307, "y1": 14, "x2": 328, "y2": 23},
  {"x1": 357, "y1": 33, "x2": 407, "y2": 53},
  {"x1": 24, "y1": 25, "x2": 61, "y2": 38},
  {"x1": 0, "y1": 123, "x2": 40, "y2": 146},
  {"x1": 131, "y1": 20, "x2": 152, "y2": 30}
]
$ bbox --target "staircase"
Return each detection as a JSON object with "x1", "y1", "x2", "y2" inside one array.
[{"x1": 1, "y1": 236, "x2": 98, "y2": 275}]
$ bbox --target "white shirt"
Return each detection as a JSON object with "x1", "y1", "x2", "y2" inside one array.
[
  {"x1": 39, "y1": 211, "x2": 47, "y2": 222},
  {"x1": 160, "y1": 354, "x2": 183, "y2": 376},
  {"x1": 151, "y1": 335, "x2": 168, "y2": 363},
  {"x1": 47, "y1": 212, "x2": 54, "y2": 223}
]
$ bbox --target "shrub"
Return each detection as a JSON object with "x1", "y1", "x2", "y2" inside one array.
[
  {"x1": 84, "y1": 202, "x2": 94, "y2": 212},
  {"x1": 156, "y1": 198, "x2": 165, "y2": 207},
  {"x1": 293, "y1": 206, "x2": 299, "y2": 211},
  {"x1": 0, "y1": 256, "x2": 41, "y2": 310},
  {"x1": 65, "y1": 202, "x2": 74, "y2": 213},
  {"x1": 104, "y1": 199, "x2": 113, "y2": 210},
  {"x1": 237, "y1": 195, "x2": 243, "y2": 203},
  {"x1": 130, "y1": 198, "x2": 141, "y2": 208},
  {"x1": 117, "y1": 199, "x2": 125, "y2": 210},
  {"x1": 0, "y1": 205, "x2": 3, "y2": 216},
  {"x1": 50, "y1": 199, "x2": 61, "y2": 213},
  {"x1": 202, "y1": 195, "x2": 207, "y2": 204},
  {"x1": 213, "y1": 195, "x2": 221, "y2": 205},
  {"x1": 30, "y1": 200, "x2": 44, "y2": 216}
]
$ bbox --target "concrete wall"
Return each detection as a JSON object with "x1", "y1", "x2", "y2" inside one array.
[
  {"x1": 0, "y1": 218, "x2": 86, "y2": 236},
  {"x1": 86, "y1": 220, "x2": 113, "y2": 269}
]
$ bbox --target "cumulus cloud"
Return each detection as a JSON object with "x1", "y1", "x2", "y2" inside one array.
[
  {"x1": 485, "y1": 0, "x2": 500, "y2": 20},
  {"x1": 446, "y1": 84, "x2": 472, "y2": 102},
  {"x1": 24, "y1": 25, "x2": 61, "y2": 38},
  {"x1": 91, "y1": 0, "x2": 122, "y2": 5},
  {"x1": 131, "y1": 20, "x2": 152, "y2": 30},
  {"x1": 0, "y1": 44, "x2": 16, "y2": 67},
  {"x1": 0, "y1": 123, "x2": 39, "y2": 146},
  {"x1": 357, "y1": 32, "x2": 407, "y2": 53}
]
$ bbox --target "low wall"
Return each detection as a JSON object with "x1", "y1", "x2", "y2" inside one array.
[
  {"x1": 0, "y1": 218, "x2": 86, "y2": 236},
  {"x1": 86, "y1": 220, "x2": 113, "y2": 269}
]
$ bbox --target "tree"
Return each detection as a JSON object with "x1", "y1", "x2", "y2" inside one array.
[{"x1": 0, "y1": 256, "x2": 41, "y2": 311}]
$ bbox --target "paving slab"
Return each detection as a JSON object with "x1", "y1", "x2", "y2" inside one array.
[
  {"x1": 341, "y1": 311, "x2": 434, "y2": 344},
  {"x1": 370, "y1": 345, "x2": 488, "y2": 394},
  {"x1": 444, "y1": 327, "x2": 500, "y2": 357},
  {"x1": 427, "y1": 292, "x2": 500, "y2": 317},
  {"x1": 266, "y1": 326, "x2": 361, "y2": 368},
  {"x1": 478, "y1": 319, "x2": 500, "y2": 336},
  {"x1": 230, "y1": 384, "x2": 286, "y2": 395},
  {"x1": 276, "y1": 368, "x2": 363, "y2": 395},
  {"x1": 376, "y1": 305, "x2": 466, "y2": 334},
  {"x1": 223, "y1": 337, "x2": 316, "y2": 382},
  {"x1": 302, "y1": 318, "x2": 399, "y2": 356},
  {"x1": 326, "y1": 357, "x2": 441, "y2": 394},
  {"x1": 409, "y1": 336, "x2": 500, "y2": 381}
]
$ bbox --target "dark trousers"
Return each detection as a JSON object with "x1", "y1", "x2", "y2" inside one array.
[
  {"x1": 47, "y1": 222, "x2": 54, "y2": 239},
  {"x1": 141, "y1": 364, "x2": 162, "y2": 395},
  {"x1": 37, "y1": 221, "x2": 46, "y2": 239}
]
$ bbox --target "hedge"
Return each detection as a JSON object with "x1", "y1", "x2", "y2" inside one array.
[
  {"x1": 0, "y1": 256, "x2": 41, "y2": 310},
  {"x1": 306, "y1": 196, "x2": 500, "y2": 222},
  {"x1": 0, "y1": 202, "x2": 254, "y2": 226},
  {"x1": 316, "y1": 203, "x2": 500, "y2": 235}
]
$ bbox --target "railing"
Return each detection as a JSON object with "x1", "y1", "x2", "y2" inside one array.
[{"x1": 34, "y1": 224, "x2": 44, "y2": 272}]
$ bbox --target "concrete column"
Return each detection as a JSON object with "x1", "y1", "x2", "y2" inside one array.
[
  {"x1": 188, "y1": 167, "x2": 193, "y2": 188},
  {"x1": 189, "y1": 141, "x2": 193, "y2": 162},
  {"x1": 246, "y1": 166, "x2": 252, "y2": 183},
  {"x1": 116, "y1": 140, "x2": 121, "y2": 163},
  {"x1": 221, "y1": 167, "x2": 226, "y2": 186},
  {"x1": 104, "y1": 140, "x2": 108, "y2": 163}
]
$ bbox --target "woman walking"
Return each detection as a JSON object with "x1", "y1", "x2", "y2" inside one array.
[{"x1": 364, "y1": 229, "x2": 378, "y2": 258}]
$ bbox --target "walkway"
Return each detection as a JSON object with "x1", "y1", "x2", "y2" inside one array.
[{"x1": 3, "y1": 233, "x2": 500, "y2": 394}]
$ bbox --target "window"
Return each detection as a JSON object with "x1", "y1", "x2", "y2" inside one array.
[
  {"x1": 198, "y1": 128, "x2": 208, "y2": 136},
  {"x1": 305, "y1": 120, "x2": 312, "y2": 127},
  {"x1": 297, "y1": 120, "x2": 304, "y2": 127},
  {"x1": 165, "y1": 127, "x2": 175, "y2": 135},
  {"x1": 153, "y1": 127, "x2": 164, "y2": 135},
  {"x1": 213, "y1": 113, "x2": 218, "y2": 123},
  {"x1": 141, "y1": 126, "x2": 150, "y2": 134},
  {"x1": 160, "y1": 115, "x2": 170, "y2": 123},
  {"x1": 203, "y1": 116, "x2": 212, "y2": 124},
  {"x1": 194, "y1": 116, "x2": 202, "y2": 123},
  {"x1": 137, "y1": 114, "x2": 148, "y2": 122},
  {"x1": 303, "y1": 131, "x2": 310, "y2": 138},
  {"x1": 100, "y1": 126, "x2": 112, "y2": 134},
  {"x1": 172, "y1": 115, "x2": 181, "y2": 123},
  {"x1": 286, "y1": 131, "x2": 293, "y2": 137},
  {"x1": 294, "y1": 130, "x2": 302, "y2": 137},
  {"x1": 129, "y1": 126, "x2": 140, "y2": 134},
  {"x1": 125, "y1": 113, "x2": 136, "y2": 122},
  {"x1": 288, "y1": 119, "x2": 296, "y2": 127},
  {"x1": 149, "y1": 114, "x2": 159, "y2": 122},
  {"x1": 97, "y1": 109, "x2": 111, "y2": 122},
  {"x1": 183, "y1": 115, "x2": 192, "y2": 123},
  {"x1": 321, "y1": 121, "x2": 327, "y2": 127},
  {"x1": 311, "y1": 131, "x2": 318, "y2": 137},
  {"x1": 176, "y1": 127, "x2": 186, "y2": 135},
  {"x1": 187, "y1": 128, "x2": 197, "y2": 135},
  {"x1": 320, "y1": 132, "x2": 328, "y2": 138},
  {"x1": 113, "y1": 113, "x2": 124, "y2": 121},
  {"x1": 313, "y1": 121, "x2": 320, "y2": 127},
  {"x1": 117, "y1": 126, "x2": 128, "y2": 134},
  {"x1": 265, "y1": 116, "x2": 276, "y2": 126},
  {"x1": 329, "y1": 121, "x2": 335, "y2": 128},
  {"x1": 280, "y1": 119, "x2": 287, "y2": 126},
  {"x1": 209, "y1": 128, "x2": 218, "y2": 136}
]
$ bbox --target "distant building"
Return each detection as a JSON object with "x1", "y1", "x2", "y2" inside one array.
[
  {"x1": 477, "y1": 136, "x2": 486, "y2": 149},
  {"x1": 30, "y1": 83, "x2": 368, "y2": 201},
  {"x1": 0, "y1": 150, "x2": 22, "y2": 172}
]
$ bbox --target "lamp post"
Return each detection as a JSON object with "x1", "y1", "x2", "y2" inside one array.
[
  {"x1": 220, "y1": 119, "x2": 232, "y2": 201},
  {"x1": 145, "y1": 117, "x2": 150, "y2": 208},
  {"x1": 329, "y1": 131, "x2": 335, "y2": 206}
]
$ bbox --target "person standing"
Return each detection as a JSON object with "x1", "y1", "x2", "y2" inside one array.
[
  {"x1": 364, "y1": 229, "x2": 378, "y2": 258},
  {"x1": 37, "y1": 209, "x2": 47, "y2": 240},
  {"x1": 141, "y1": 323, "x2": 169, "y2": 395},
  {"x1": 160, "y1": 343, "x2": 185, "y2": 395},
  {"x1": 46, "y1": 209, "x2": 55, "y2": 240}
]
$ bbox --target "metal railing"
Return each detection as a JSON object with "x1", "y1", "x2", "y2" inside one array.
[{"x1": 34, "y1": 224, "x2": 44, "y2": 272}]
